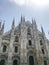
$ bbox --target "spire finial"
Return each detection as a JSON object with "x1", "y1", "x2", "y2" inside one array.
[
  {"x1": 21, "y1": 15, "x2": 25, "y2": 22},
  {"x1": 32, "y1": 18, "x2": 34, "y2": 24},
  {"x1": 12, "y1": 18, "x2": 15, "y2": 29},
  {"x1": 41, "y1": 26, "x2": 45, "y2": 39},
  {"x1": 0, "y1": 19, "x2": 2, "y2": 28},
  {"x1": 21, "y1": 15, "x2": 22, "y2": 22},
  {"x1": 1, "y1": 20, "x2": 5, "y2": 33},
  {"x1": 2, "y1": 20, "x2": 5, "y2": 29},
  {"x1": 0, "y1": 22, "x2": 1, "y2": 29},
  {"x1": 34, "y1": 18, "x2": 36, "y2": 24},
  {"x1": 41, "y1": 26, "x2": 43, "y2": 33},
  {"x1": 34, "y1": 18, "x2": 37, "y2": 28}
]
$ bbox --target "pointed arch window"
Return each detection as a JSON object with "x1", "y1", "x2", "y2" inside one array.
[
  {"x1": 3, "y1": 45, "x2": 7, "y2": 52},
  {"x1": 42, "y1": 48, "x2": 45, "y2": 54},
  {"x1": 29, "y1": 56, "x2": 34, "y2": 65},
  {"x1": 29, "y1": 40, "x2": 32, "y2": 46},
  {"x1": 13, "y1": 59, "x2": 18, "y2": 65},
  {"x1": 15, "y1": 46, "x2": 18, "y2": 53},
  {"x1": 27, "y1": 27, "x2": 31, "y2": 35},
  {"x1": 40, "y1": 40, "x2": 43, "y2": 45},
  {"x1": 15, "y1": 36, "x2": 19, "y2": 42},
  {"x1": 44, "y1": 60, "x2": 47, "y2": 65},
  {"x1": 0, "y1": 60, "x2": 5, "y2": 65}
]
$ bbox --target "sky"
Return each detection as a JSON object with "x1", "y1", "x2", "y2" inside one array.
[{"x1": 0, "y1": 0, "x2": 49, "y2": 39}]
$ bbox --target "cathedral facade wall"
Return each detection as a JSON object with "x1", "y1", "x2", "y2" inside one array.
[{"x1": 0, "y1": 17, "x2": 49, "y2": 65}]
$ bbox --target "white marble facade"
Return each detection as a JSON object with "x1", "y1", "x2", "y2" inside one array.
[{"x1": 0, "y1": 16, "x2": 49, "y2": 65}]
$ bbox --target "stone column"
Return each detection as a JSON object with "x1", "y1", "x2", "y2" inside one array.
[
  {"x1": 32, "y1": 20, "x2": 43, "y2": 65},
  {"x1": 20, "y1": 17, "x2": 27, "y2": 65},
  {"x1": 7, "y1": 19, "x2": 15, "y2": 65}
]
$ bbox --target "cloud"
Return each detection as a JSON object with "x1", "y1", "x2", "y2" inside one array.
[
  {"x1": 9, "y1": 0, "x2": 25, "y2": 6},
  {"x1": 9, "y1": 0, "x2": 49, "y2": 7}
]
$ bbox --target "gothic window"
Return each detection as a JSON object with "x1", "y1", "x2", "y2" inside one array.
[
  {"x1": 15, "y1": 36, "x2": 19, "y2": 42},
  {"x1": 27, "y1": 27, "x2": 31, "y2": 35},
  {"x1": 29, "y1": 40, "x2": 32, "y2": 45},
  {"x1": 44, "y1": 60, "x2": 47, "y2": 65},
  {"x1": 29, "y1": 56, "x2": 34, "y2": 65},
  {"x1": 15, "y1": 46, "x2": 18, "y2": 53},
  {"x1": 13, "y1": 59, "x2": 18, "y2": 65},
  {"x1": 3, "y1": 45, "x2": 7, "y2": 52},
  {"x1": 0, "y1": 60, "x2": 5, "y2": 65},
  {"x1": 42, "y1": 48, "x2": 45, "y2": 54},
  {"x1": 40, "y1": 40, "x2": 43, "y2": 45}
]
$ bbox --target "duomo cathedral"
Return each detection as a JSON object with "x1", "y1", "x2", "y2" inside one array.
[{"x1": 0, "y1": 16, "x2": 49, "y2": 65}]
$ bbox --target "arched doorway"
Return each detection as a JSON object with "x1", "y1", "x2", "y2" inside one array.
[
  {"x1": 13, "y1": 59, "x2": 18, "y2": 65},
  {"x1": 0, "y1": 60, "x2": 5, "y2": 65},
  {"x1": 29, "y1": 56, "x2": 34, "y2": 65}
]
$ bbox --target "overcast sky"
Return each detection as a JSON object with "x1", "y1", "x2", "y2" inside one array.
[{"x1": 0, "y1": 0, "x2": 49, "y2": 39}]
